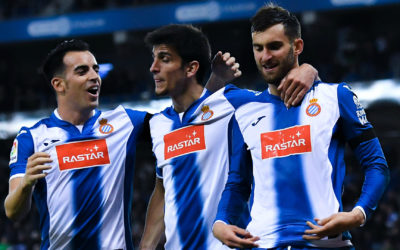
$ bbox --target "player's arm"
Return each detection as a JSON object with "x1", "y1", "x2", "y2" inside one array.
[
  {"x1": 4, "y1": 152, "x2": 52, "y2": 220},
  {"x1": 278, "y1": 63, "x2": 319, "y2": 108},
  {"x1": 139, "y1": 177, "x2": 165, "y2": 250},
  {"x1": 303, "y1": 84, "x2": 389, "y2": 240},
  {"x1": 205, "y1": 51, "x2": 241, "y2": 92},
  {"x1": 213, "y1": 116, "x2": 258, "y2": 248}
]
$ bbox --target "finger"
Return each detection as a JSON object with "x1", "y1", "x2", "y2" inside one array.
[
  {"x1": 306, "y1": 221, "x2": 321, "y2": 229},
  {"x1": 227, "y1": 238, "x2": 259, "y2": 248},
  {"x1": 302, "y1": 234, "x2": 323, "y2": 240},
  {"x1": 233, "y1": 70, "x2": 242, "y2": 78},
  {"x1": 286, "y1": 85, "x2": 302, "y2": 106},
  {"x1": 213, "y1": 51, "x2": 223, "y2": 60},
  {"x1": 225, "y1": 57, "x2": 236, "y2": 66},
  {"x1": 28, "y1": 157, "x2": 53, "y2": 168},
  {"x1": 232, "y1": 226, "x2": 252, "y2": 236},
  {"x1": 318, "y1": 216, "x2": 333, "y2": 226},
  {"x1": 283, "y1": 81, "x2": 297, "y2": 105},
  {"x1": 222, "y1": 52, "x2": 231, "y2": 61},
  {"x1": 277, "y1": 75, "x2": 286, "y2": 91},
  {"x1": 29, "y1": 172, "x2": 49, "y2": 180},
  {"x1": 231, "y1": 63, "x2": 240, "y2": 71},
  {"x1": 291, "y1": 88, "x2": 307, "y2": 106},
  {"x1": 279, "y1": 76, "x2": 290, "y2": 99},
  {"x1": 26, "y1": 164, "x2": 52, "y2": 176},
  {"x1": 28, "y1": 152, "x2": 51, "y2": 161}
]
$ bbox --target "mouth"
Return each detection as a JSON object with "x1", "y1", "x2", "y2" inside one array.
[
  {"x1": 87, "y1": 85, "x2": 99, "y2": 96},
  {"x1": 262, "y1": 63, "x2": 278, "y2": 72}
]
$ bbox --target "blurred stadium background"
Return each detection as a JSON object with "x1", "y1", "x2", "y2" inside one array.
[{"x1": 0, "y1": 0, "x2": 399, "y2": 249}]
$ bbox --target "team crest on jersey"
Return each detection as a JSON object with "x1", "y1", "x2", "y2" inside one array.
[
  {"x1": 99, "y1": 118, "x2": 114, "y2": 134},
  {"x1": 56, "y1": 139, "x2": 110, "y2": 171},
  {"x1": 306, "y1": 98, "x2": 321, "y2": 117},
  {"x1": 164, "y1": 125, "x2": 206, "y2": 160},
  {"x1": 261, "y1": 125, "x2": 312, "y2": 159},
  {"x1": 201, "y1": 105, "x2": 214, "y2": 121},
  {"x1": 9, "y1": 139, "x2": 18, "y2": 164}
]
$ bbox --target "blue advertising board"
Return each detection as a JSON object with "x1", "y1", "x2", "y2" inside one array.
[{"x1": 0, "y1": 0, "x2": 399, "y2": 43}]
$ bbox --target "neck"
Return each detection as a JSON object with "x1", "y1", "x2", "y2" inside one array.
[
  {"x1": 268, "y1": 84, "x2": 280, "y2": 96},
  {"x1": 172, "y1": 81, "x2": 204, "y2": 113},
  {"x1": 268, "y1": 63, "x2": 300, "y2": 97},
  {"x1": 57, "y1": 104, "x2": 94, "y2": 125}
]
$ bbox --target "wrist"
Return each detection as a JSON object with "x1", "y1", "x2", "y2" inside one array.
[
  {"x1": 352, "y1": 207, "x2": 366, "y2": 226},
  {"x1": 20, "y1": 178, "x2": 35, "y2": 193}
]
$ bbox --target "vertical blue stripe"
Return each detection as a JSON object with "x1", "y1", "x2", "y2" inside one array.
[
  {"x1": 272, "y1": 104, "x2": 313, "y2": 239},
  {"x1": 71, "y1": 167, "x2": 103, "y2": 249},
  {"x1": 328, "y1": 123, "x2": 346, "y2": 212},
  {"x1": 33, "y1": 179, "x2": 50, "y2": 250},
  {"x1": 328, "y1": 123, "x2": 352, "y2": 241},
  {"x1": 171, "y1": 120, "x2": 208, "y2": 249},
  {"x1": 122, "y1": 124, "x2": 139, "y2": 250}
]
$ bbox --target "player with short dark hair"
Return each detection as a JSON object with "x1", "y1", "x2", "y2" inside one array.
[{"x1": 213, "y1": 4, "x2": 390, "y2": 249}]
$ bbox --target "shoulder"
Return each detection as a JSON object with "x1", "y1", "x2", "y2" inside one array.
[
  {"x1": 116, "y1": 105, "x2": 150, "y2": 126},
  {"x1": 223, "y1": 84, "x2": 263, "y2": 109}
]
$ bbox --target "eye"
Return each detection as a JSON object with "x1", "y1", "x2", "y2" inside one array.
[
  {"x1": 268, "y1": 42, "x2": 283, "y2": 50},
  {"x1": 161, "y1": 56, "x2": 170, "y2": 63},
  {"x1": 77, "y1": 69, "x2": 86, "y2": 75},
  {"x1": 253, "y1": 45, "x2": 263, "y2": 52}
]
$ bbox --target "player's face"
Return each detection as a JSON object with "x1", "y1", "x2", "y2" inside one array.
[
  {"x1": 61, "y1": 51, "x2": 101, "y2": 111},
  {"x1": 252, "y1": 23, "x2": 301, "y2": 86},
  {"x1": 150, "y1": 44, "x2": 187, "y2": 97}
]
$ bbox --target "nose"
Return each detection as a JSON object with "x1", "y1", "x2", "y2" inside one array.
[
  {"x1": 260, "y1": 48, "x2": 272, "y2": 62},
  {"x1": 89, "y1": 68, "x2": 101, "y2": 83},
  {"x1": 150, "y1": 59, "x2": 159, "y2": 74}
]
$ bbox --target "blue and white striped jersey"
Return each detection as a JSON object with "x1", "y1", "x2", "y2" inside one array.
[
  {"x1": 8, "y1": 105, "x2": 148, "y2": 250},
  {"x1": 149, "y1": 88, "x2": 249, "y2": 250},
  {"x1": 216, "y1": 82, "x2": 389, "y2": 248}
]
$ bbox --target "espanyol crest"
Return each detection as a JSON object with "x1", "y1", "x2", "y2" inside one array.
[
  {"x1": 306, "y1": 98, "x2": 321, "y2": 117},
  {"x1": 99, "y1": 118, "x2": 114, "y2": 134},
  {"x1": 201, "y1": 105, "x2": 214, "y2": 121}
]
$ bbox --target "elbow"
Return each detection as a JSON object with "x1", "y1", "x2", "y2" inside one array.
[
  {"x1": 4, "y1": 199, "x2": 26, "y2": 221},
  {"x1": 5, "y1": 208, "x2": 20, "y2": 221}
]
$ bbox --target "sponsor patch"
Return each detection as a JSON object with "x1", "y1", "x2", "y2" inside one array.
[
  {"x1": 353, "y1": 95, "x2": 368, "y2": 125},
  {"x1": 9, "y1": 139, "x2": 18, "y2": 164},
  {"x1": 306, "y1": 98, "x2": 321, "y2": 117},
  {"x1": 201, "y1": 105, "x2": 214, "y2": 121},
  {"x1": 56, "y1": 139, "x2": 110, "y2": 171},
  {"x1": 99, "y1": 118, "x2": 114, "y2": 134},
  {"x1": 164, "y1": 125, "x2": 206, "y2": 160},
  {"x1": 261, "y1": 125, "x2": 312, "y2": 159}
]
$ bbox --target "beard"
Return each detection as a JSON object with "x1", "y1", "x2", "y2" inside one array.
[{"x1": 259, "y1": 46, "x2": 296, "y2": 87}]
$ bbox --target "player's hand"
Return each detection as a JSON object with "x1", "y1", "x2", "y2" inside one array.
[
  {"x1": 213, "y1": 221, "x2": 259, "y2": 248},
  {"x1": 278, "y1": 63, "x2": 318, "y2": 108},
  {"x1": 302, "y1": 209, "x2": 365, "y2": 240},
  {"x1": 206, "y1": 51, "x2": 241, "y2": 92},
  {"x1": 22, "y1": 152, "x2": 52, "y2": 188}
]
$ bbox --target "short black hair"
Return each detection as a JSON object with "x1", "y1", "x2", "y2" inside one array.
[
  {"x1": 144, "y1": 24, "x2": 211, "y2": 85},
  {"x1": 41, "y1": 39, "x2": 90, "y2": 83},
  {"x1": 251, "y1": 3, "x2": 301, "y2": 42}
]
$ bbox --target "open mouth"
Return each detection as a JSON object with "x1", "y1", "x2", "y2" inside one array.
[
  {"x1": 87, "y1": 86, "x2": 99, "y2": 95},
  {"x1": 263, "y1": 63, "x2": 278, "y2": 71}
]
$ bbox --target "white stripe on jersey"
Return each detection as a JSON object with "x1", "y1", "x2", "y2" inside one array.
[{"x1": 149, "y1": 88, "x2": 239, "y2": 250}]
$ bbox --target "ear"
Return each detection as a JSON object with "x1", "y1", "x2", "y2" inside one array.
[
  {"x1": 51, "y1": 76, "x2": 66, "y2": 94},
  {"x1": 293, "y1": 38, "x2": 304, "y2": 56},
  {"x1": 185, "y1": 61, "x2": 200, "y2": 78}
]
